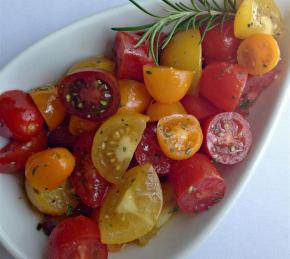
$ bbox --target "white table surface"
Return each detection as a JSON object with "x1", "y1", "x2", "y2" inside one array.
[{"x1": 0, "y1": 1, "x2": 290, "y2": 259}]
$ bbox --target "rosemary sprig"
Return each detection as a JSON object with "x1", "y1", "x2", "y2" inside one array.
[{"x1": 112, "y1": 0, "x2": 237, "y2": 64}]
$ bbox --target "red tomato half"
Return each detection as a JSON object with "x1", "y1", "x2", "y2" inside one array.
[
  {"x1": 113, "y1": 32, "x2": 154, "y2": 81},
  {"x1": 0, "y1": 90, "x2": 44, "y2": 141},
  {"x1": 203, "y1": 112, "x2": 252, "y2": 164},
  {"x1": 58, "y1": 70, "x2": 120, "y2": 122},
  {"x1": 202, "y1": 21, "x2": 241, "y2": 64},
  {"x1": 199, "y1": 62, "x2": 248, "y2": 111},
  {"x1": 135, "y1": 123, "x2": 172, "y2": 176},
  {"x1": 169, "y1": 153, "x2": 226, "y2": 213},
  {"x1": 70, "y1": 132, "x2": 109, "y2": 208},
  {"x1": 0, "y1": 131, "x2": 47, "y2": 174},
  {"x1": 48, "y1": 216, "x2": 108, "y2": 259}
]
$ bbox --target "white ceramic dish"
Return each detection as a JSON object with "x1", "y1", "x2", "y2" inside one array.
[{"x1": 0, "y1": 1, "x2": 289, "y2": 259}]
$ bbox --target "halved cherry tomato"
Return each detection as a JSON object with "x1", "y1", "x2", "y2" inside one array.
[
  {"x1": 92, "y1": 113, "x2": 149, "y2": 184},
  {"x1": 118, "y1": 79, "x2": 151, "y2": 113},
  {"x1": 203, "y1": 112, "x2": 252, "y2": 164},
  {"x1": 180, "y1": 95, "x2": 221, "y2": 121},
  {"x1": 25, "y1": 147, "x2": 75, "y2": 191},
  {"x1": 146, "y1": 101, "x2": 187, "y2": 121},
  {"x1": 160, "y1": 29, "x2": 202, "y2": 95},
  {"x1": 99, "y1": 164, "x2": 163, "y2": 244},
  {"x1": 169, "y1": 153, "x2": 226, "y2": 213},
  {"x1": 70, "y1": 132, "x2": 109, "y2": 208},
  {"x1": 202, "y1": 21, "x2": 241, "y2": 64},
  {"x1": 0, "y1": 131, "x2": 47, "y2": 174},
  {"x1": 0, "y1": 90, "x2": 44, "y2": 141},
  {"x1": 58, "y1": 70, "x2": 120, "y2": 121},
  {"x1": 135, "y1": 123, "x2": 172, "y2": 177},
  {"x1": 199, "y1": 62, "x2": 248, "y2": 111},
  {"x1": 143, "y1": 65, "x2": 193, "y2": 104},
  {"x1": 157, "y1": 115, "x2": 203, "y2": 160},
  {"x1": 237, "y1": 33, "x2": 280, "y2": 75},
  {"x1": 25, "y1": 180, "x2": 78, "y2": 215},
  {"x1": 67, "y1": 56, "x2": 115, "y2": 74},
  {"x1": 48, "y1": 216, "x2": 108, "y2": 259},
  {"x1": 113, "y1": 32, "x2": 154, "y2": 81},
  {"x1": 69, "y1": 115, "x2": 100, "y2": 135},
  {"x1": 29, "y1": 85, "x2": 66, "y2": 131}
]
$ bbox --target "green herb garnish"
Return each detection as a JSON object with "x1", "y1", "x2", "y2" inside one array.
[{"x1": 66, "y1": 204, "x2": 74, "y2": 215}]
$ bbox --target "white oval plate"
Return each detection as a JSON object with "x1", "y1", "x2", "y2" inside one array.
[{"x1": 0, "y1": 1, "x2": 289, "y2": 259}]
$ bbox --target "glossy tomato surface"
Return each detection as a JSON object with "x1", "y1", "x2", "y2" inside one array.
[
  {"x1": 170, "y1": 153, "x2": 226, "y2": 213},
  {"x1": 0, "y1": 90, "x2": 44, "y2": 141},
  {"x1": 48, "y1": 216, "x2": 108, "y2": 259}
]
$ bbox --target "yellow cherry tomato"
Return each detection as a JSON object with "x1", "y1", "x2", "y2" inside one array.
[
  {"x1": 69, "y1": 115, "x2": 100, "y2": 135},
  {"x1": 25, "y1": 148, "x2": 75, "y2": 191},
  {"x1": 25, "y1": 180, "x2": 78, "y2": 215},
  {"x1": 99, "y1": 163, "x2": 163, "y2": 244},
  {"x1": 118, "y1": 79, "x2": 151, "y2": 113},
  {"x1": 67, "y1": 56, "x2": 115, "y2": 74},
  {"x1": 237, "y1": 33, "x2": 280, "y2": 75},
  {"x1": 160, "y1": 29, "x2": 202, "y2": 95},
  {"x1": 234, "y1": 0, "x2": 284, "y2": 39},
  {"x1": 92, "y1": 113, "x2": 149, "y2": 184},
  {"x1": 157, "y1": 114, "x2": 203, "y2": 160},
  {"x1": 146, "y1": 101, "x2": 187, "y2": 121},
  {"x1": 29, "y1": 85, "x2": 66, "y2": 131},
  {"x1": 143, "y1": 65, "x2": 193, "y2": 104}
]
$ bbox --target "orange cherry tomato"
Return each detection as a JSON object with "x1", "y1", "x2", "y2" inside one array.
[
  {"x1": 118, "y1": 79, "x2": 151, "y2": 113},
  {"x1": 143, "y1": 65, "x2": 193, "y2": 104},
  {"x1": 69, "y1": 115, "x2": 100, "y2": 135},
  {"x1": 237, "y1": 33, "x2": 280, "y2": 75},
  {"x1": 157, "y1": 114, "x2": 203, "y2": 160},
  {"x1": 25, "y1": 148, "x2": 75, "y2": 191},
  {"x1": 146, "y1": 101, "x2": 187, "y2": 121},
  {"x1": 29, "y1": 85, "x2": 66, "y2": 131}
]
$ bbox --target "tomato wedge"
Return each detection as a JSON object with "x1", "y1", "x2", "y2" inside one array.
[{"x1": 92, "y1": 113, "x2": 149, "y2": 184}]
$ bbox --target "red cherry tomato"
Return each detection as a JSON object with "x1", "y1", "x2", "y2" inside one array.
[
  {"x1": 0, "y1": 90, "x2": 44, "y2": 141},
  {"x1": 58, "y1": 70, "x2": 120, "y2": 121},
  {"x1": 169, "y1": 153, "x2": 226, "y2": 213},
  {"x1": 70, "y1": 132, "x2": 110, "y2": 208},
  {"x1": 180, "y1": 95, "x2": 221, "y2": 121},
  {"x1": 113, "y1": 32, "x2": 154, "y2": 81},
  {"x1": 202, "y1": 21, "x2": 241, "y2": 64},
  {"x1": 48, "y1": 216, "x2": 108, "y2": 259},
  {"x1": 0, "y1": 131, "x2": 47, "y2": 174},
  {"x1": 203, "y1": 112, "x2": 252, "y2": 165},
  {"x1": 199, "y1": 62, "x2": 248, "y2": 112},
  {"x1": 135, "y1": 123, "x2": 172, "y2": 177}
]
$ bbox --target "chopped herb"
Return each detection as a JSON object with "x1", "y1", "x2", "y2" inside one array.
[
  {"x1": 122, "y1": 147, "x2": 127, "y2": 152},
  {"x1": 181, "y1": 124, "x2": 187, "y2": 129},
  {"x1": 36, "y1": 223, "x2": 42, "y2": 231},
  {"x1": 27, "y1": 123, "x2": 36, "y2": 132},
  {"x1": 109, "y1": 223, "x2": 113, "y2": 227},
  {"x1": 131, "y1": 178, "x2": 136, "y2": 183},
  {"x1": 170, "y1": 207, "x2": 179, "y2": 214},
  {"x1": 121, "y1": 118, "x2": 125, "y2": 122},
  {"x1": 211, "y1": 158, "x2": 218, "y2": 164},
  {"x1": 185, "y1": 148, "x2": 191, "y2": 156},
  {"x1": 100, "y1": 100, "x2": 108, "y2": 106},
  {"x1": 33, "y1": 188, "x2": 39, "y2": 194},
  {"x1": 146, "y1": 70, "x2": 152, "y2": 75},
  {"x1": 239, "y1": 99, "x2": 251, "y2": 109},
  {"x1": 164, "y1": 131, "x2": 172, "y2": 138},
  {"x1": 32, "y1": 165, "x2": 39, "y2": 175},
  {"x1": 100, "y1": 130, "x2": 103, "y2": 135},
  {"x1": 214, "y1": 198, "x2": 222, "y2": 203},
  {"x1": 231, "y1": 95, "x2": 237, "y2": 100},
  {"x1": 66, "y1": 204, "x2": 74, "y2": 215}
]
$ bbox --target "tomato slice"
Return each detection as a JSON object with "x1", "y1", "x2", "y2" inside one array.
[
  {"x1": 135, "y1": 123, "x2": 172, "y2": 177},
  {"x1": 169, "y1": 153, "x2": 226, "y2": 213},
  {"x1": 203, "y1": 112, "x2": 252, "y2": 164},
  {"x1": 70, "y1": 133, "x2": 110, "y2": 208},
  {"x1": 99, "y1": 164, "x2": 163, "y2": 244},
  {"x1": 58, "y1": 70, "x2": 120, "y2": 121},
  {"x1": 0, "y1": 131, "x2": 47, "y2": 174},
  {"x1": 157, "y1": 115, "x2": 203, "y2": 160},
  {"x1": 92, "y1": 113, "x2": 149, "y2": 184},
  {"x1": 48, "y1": 216, "x2": 108, "y2": 259}
]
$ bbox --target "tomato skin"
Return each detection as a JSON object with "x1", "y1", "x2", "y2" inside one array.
[
  {"x1": 202, "y1": 21, "x2": 241, "y2": 64},
  {"x1": 135, "y1": 123, "x2": 172, "y2": 177},
  {"x1": 181, "y1": 95, "x2": 221, "y2": 121},
  {"x1": 0, "y1": 90, "x2": 44, "y2": 141},
  {"x1": 199, "y1": 62, "x2": 248, "y2": 111},
  {"x1": 0, "y1": 131, "x2": 47, "y2": 174},
  {"x1": 48, "y1": 216, "x2": 108, "y2": 259},
  {"x1": 113, "y1": 32, "x2": 154, "y2": 81},
  {"x1": 69, "y1": 115, "x2": 100, "y2": 136},
  {"x1": 70, "y1": 132, "x2": 110, "y2": 208},
  {"x1": 203, "y1": 112, "x2": 252, "y2": 164},
  {"x1": 169, "y1": 153, "x2": 226, "y2": 213}
]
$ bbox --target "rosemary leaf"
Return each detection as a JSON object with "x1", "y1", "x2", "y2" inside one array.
[{"x1": 129, "y1": 0, "x2": 161, "y2": 18}]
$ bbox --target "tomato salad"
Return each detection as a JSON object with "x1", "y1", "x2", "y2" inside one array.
[{"x1": 0, "y1": 0, "x2": 283, "y2": 258}]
